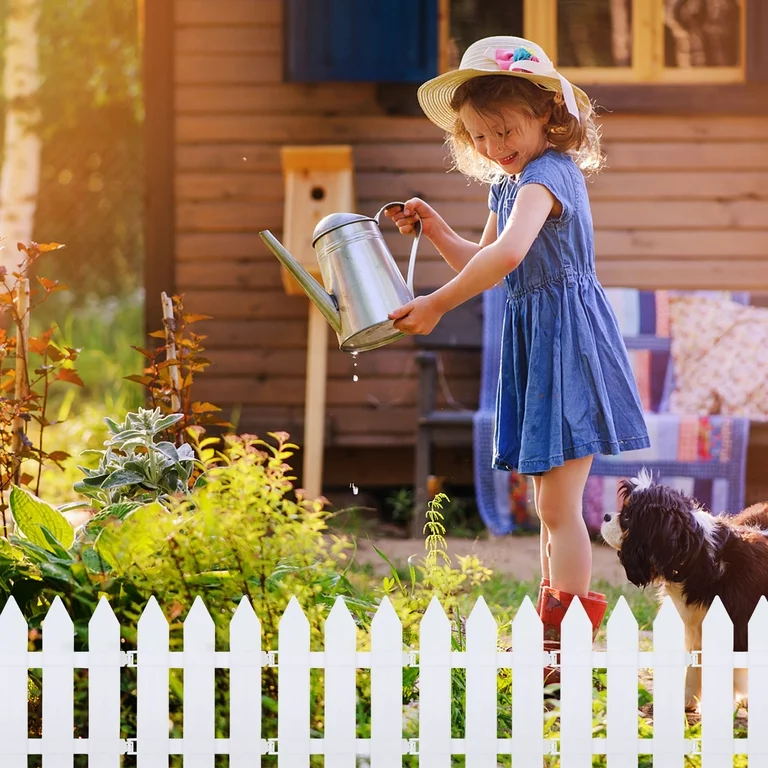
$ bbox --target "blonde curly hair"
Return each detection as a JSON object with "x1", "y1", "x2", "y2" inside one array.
[{"x1": 446, "y1": 75, "x2": 603, "y2": 184}]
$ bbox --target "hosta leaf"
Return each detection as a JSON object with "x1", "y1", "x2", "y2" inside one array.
[
  {"x1": 10, "y1": 485, "x2": 74, "y2": 552},
  {"x1": 40, "y1": 527, "x2": 75, "y2": 561},
  {"x1": 39, "y1": 561, "x2": 76, "y2": 584},
  {"x1": 0, "y1": 536, "x2": 22, "y2": 561},
  {"x1": 57, "y1": 501, "x2": 92, "y2": 513}
]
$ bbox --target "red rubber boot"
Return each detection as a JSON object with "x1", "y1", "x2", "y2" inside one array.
[
  {"x1": 539, "y1": 586, "x2": 607, "y2": 687},
  {"x1": 536, "y1": 578, "x2": 605, "y2": 614}
]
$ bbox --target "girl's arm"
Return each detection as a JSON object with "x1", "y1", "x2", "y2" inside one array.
[
  {"x1": 389, "y1": 184, "x2": 555, "y2": 335},
  {"x1": 428, "y1": 211, "x2": 498, "y2": 273},
  {"x1": 387, "y1": 198, "x2": 497, "y2": 274}
]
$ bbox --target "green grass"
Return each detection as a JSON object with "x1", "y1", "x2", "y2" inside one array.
[
  {"x1": 345, "y1": 558, "x2": 659, "y2": 632},
  {"x1": 477, "y1": 571, "x2": 660, "y2": 631}
]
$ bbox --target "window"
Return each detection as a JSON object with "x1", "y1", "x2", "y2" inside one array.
[
  {"x1": 442, "y1": 0, "x2": 524, "y2": 71},
  {"x1": 444, "y1": 0, "x2": 746, "y2": 83}
]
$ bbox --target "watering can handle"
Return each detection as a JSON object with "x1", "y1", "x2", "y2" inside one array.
[{"x1": 374, "y1": 201, "x2": 421, "y2": 296}]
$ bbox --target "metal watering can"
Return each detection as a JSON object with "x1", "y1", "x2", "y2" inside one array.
[{"x1": 259, "y1": 202, "x2": 421, "y2": 353}]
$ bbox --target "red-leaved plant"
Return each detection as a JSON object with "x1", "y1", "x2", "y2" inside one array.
[{"x1": 0, "y1": 241, "x2": 83, "y2": 535}]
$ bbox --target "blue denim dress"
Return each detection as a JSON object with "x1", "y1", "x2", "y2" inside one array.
[{"x1": 489, "y1": 149, "x2": 650, "y2": 475}]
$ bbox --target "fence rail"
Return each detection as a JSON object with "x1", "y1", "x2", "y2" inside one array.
[{"x1": 1, "y1": 593, "x2": 766, "y2": 764}]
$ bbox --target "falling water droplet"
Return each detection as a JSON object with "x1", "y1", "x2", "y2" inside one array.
[
  {"x1": 242, "y1": 156, "x2": 247, "y2": 162},
  {"x1": 353, "y1": 374, "x2": 359, "y2": 382},
  {"x1": 350, "y1": 483, "x2": 359, "y2": 495}
]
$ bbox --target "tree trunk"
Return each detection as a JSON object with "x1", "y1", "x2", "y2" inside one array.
[{"x1": 0, "y1": 0, "x2": 42, "y2": 272}]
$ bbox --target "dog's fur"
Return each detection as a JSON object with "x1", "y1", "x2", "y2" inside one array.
[{"x1": 600, "y1": 468, "x2": 768, "y2": 709}]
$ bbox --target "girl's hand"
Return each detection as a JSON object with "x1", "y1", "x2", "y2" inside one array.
[
  {"x1": 388, "y1": 295, "x2": 443, "y2": 336},
  {"x1": 385, "y1": 197, "x2": 441, "y2": 239}
]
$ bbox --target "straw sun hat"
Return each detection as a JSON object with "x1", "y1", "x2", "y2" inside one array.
[{"x1": 417, "y1": 36, "x2": 591, "y2": 133}]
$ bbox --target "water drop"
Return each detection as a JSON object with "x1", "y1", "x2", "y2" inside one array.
[
  {"x1": 242, "y1": 156, "x2": 247, "y2": 162},
  {"x1": 350, "y1": 483, "x2": 359, "y2": 495},
  {"x1": 353, "y1": 374, "x2": 359, "y2": 382}
]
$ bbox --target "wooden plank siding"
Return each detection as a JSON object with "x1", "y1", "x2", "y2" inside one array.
[{"x1": 172, "y1": 0, "x2": 768, "y2": 477}]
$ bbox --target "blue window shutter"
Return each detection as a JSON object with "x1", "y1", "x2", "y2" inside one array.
[{"x1": 285, "y1": 0, "x2": 438, "y2": 83}]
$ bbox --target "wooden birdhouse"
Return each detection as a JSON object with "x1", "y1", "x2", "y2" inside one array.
[{"x1": 280, "y1": 145, "x2": 356, "y2": 295}]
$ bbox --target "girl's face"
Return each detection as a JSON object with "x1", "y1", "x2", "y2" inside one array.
[{"x1": 459, "y1": 102, "x2": 549, "y2": 176}]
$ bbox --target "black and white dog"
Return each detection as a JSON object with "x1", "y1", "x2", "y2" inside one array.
[{"x1": 601, "y1": 468, "x2": 768, "y2": 709}]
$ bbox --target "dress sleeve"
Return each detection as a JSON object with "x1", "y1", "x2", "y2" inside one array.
[{"x1": 517, "y1": 152, "x2": 579, "y2": 222}]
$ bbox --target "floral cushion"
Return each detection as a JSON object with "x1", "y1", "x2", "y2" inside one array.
[{"x1": 668, "y1": 295, "x2": 768, "y2": 420}]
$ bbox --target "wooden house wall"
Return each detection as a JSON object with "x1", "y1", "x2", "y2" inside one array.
[{"x1": 172, "y1": 0, "x2": 768, "y2": 487}]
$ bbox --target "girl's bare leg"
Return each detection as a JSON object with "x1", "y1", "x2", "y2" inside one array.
[
  {"x1": 531, "y1": 475, "x2": 550, "y2": 581},
  {"x1": 534, "y1": 456, "x2": 593, "y2": 596}
]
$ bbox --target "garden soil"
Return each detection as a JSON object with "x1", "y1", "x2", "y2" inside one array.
[{"x1": 353, "y1": 535, "x2": 627, "y2": 585}]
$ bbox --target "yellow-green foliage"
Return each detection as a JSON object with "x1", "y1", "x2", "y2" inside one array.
[
  {"x1": 96, "y1": 430, "x2": 355, "y2": 651},
  {"x1": 378, "y1": 492, "x2": 493, "y2": 644}
]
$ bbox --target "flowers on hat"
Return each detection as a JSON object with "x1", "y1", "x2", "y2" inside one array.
[{"x1": 490, "y1": 47, "x2": 541, "y2": 73}]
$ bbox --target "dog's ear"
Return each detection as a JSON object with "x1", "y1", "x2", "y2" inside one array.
[
  {"x1": 653, "y1": 509, "x2": 706, "y2": 581},
  {"x1": 618, "y1": 479, "x2": 634, "y2": 507},
  {"x1": 618, "y1": 533, "x2": 655, "y2": 587}
]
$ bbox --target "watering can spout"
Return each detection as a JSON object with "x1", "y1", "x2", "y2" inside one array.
[{"x1": 259, "y1": 230, "x2": 342, "y2": 334}]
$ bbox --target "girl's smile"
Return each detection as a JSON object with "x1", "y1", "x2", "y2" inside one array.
[{"x1": 496, "y1": 151, "x2": 519, "y2": 167}]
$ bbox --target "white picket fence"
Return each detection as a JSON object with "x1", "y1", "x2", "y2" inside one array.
[{"x1": 1, "y1": 593, "x2": 767, "y2": 766}]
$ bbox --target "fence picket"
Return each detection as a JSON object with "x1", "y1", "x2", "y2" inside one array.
[
  {"x1": 278, "y1": 597, "x2": 310, "y2": 768},
  {"x1": 511, "y1": 597, "x2": 543, "y2": 765},
  {"x1": 370, "y1": 597, "x2": 403, "y2": 768},
  {"x1": 229, "y1": 597, "x2": 262, "y2": 768},
  {"x1": 465, "y1": 597, "x2": 497, "y2": 768},
  {"x1": 418, "y1": 596, "x2": 452, "y2": 768},
  {"x1": 88, "y1": 598, "x2": 122, "y2": 768},
  {"x1": 701, "y1": 598, "x2": 734, "y2": 767},
  {"x1": 0, "y1": 597, "x2": 29, "y2": 768},
  {"x1": 560, "y1": 597, "x2": 593, "y2": 768},
  {"x1": 324, "y1": 597, "x2": 357, "y2": 768},
  {"x1": 652, "y1": 596, "x2": 687, "y2": 767},
  {"x1": 183, "y1": 597, "x2": 216, "y2": 767},
  {"x1": 137, "y1": 597, "x2": 170, "y2": 768},
  {"x1": 42, "y1": 597, "x2": 74, "y2": 768},
  {"x1": 748, "y1": 597, "x2": 768, "y2": 766},
  {"x1": 606, "y1": 597, "x2": 639, "y2": 767}
]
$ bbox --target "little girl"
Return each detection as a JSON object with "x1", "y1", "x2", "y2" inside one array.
[{"x1": 387, "y1": 36, "x2": 650, "y2": 670}]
